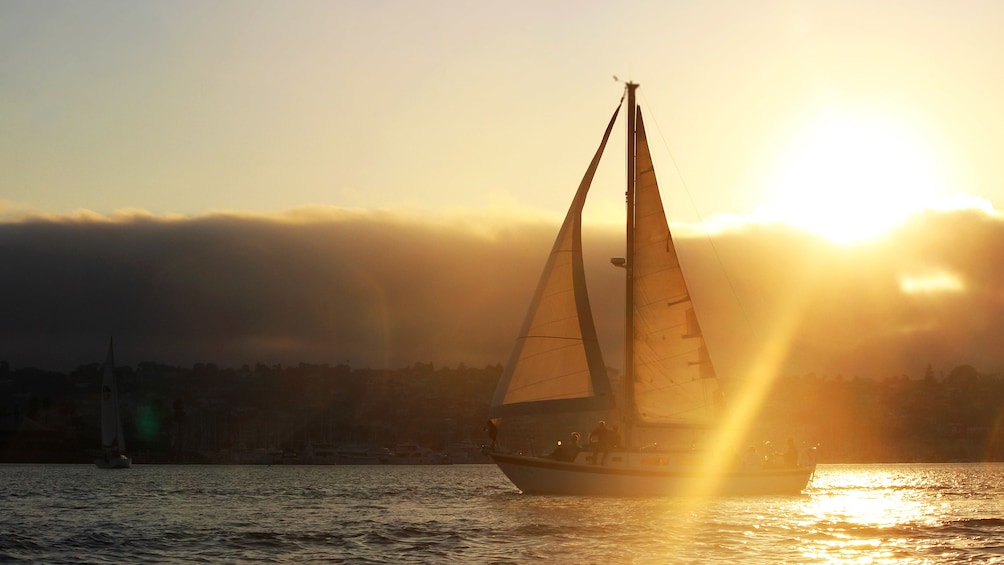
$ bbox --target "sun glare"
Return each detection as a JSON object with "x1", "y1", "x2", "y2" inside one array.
[
  {"x1": 761, "y1": 112, "x2": 945, "y2": 244},
  {"x1": 898, "y1": 271, "x2": 965, "y2": 295}
]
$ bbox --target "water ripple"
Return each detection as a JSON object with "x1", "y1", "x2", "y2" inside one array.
[{"x1": 1, "y1": 463, "x2": 1002, "y2": 563}]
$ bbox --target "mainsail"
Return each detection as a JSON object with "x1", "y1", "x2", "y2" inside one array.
[
  {"x1": 630, "y1": 109, "x2": 720, "y2": 427},
  {"x1": 490, "y1": 97, "x2": 722, "y2": 427},
  {"x1": 100, "y1": 338, "x2": 126, "y2": 452},
  {"x1": 489, "y1": 105, "x2": 622, "y2": 418}
]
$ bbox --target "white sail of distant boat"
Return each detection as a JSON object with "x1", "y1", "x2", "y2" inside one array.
[
  {"x1": 95, "y1": 338, "x2": 131, "y2": 469},
  {"x1": 485, "y1": 83, "x2": 815, "y2": 495}
]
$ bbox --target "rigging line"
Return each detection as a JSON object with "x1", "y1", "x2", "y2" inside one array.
[
  {"x1": 637, "y1": 89, "x2": 759, "y2": 344},
  {"x1": 521, "y1": 335, "x2": 589, "y2": 342}
]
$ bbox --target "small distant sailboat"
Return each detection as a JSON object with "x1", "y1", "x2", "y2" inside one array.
[
  {"x1": 485, "y1": 83, "x2": 815, "y2": 495},
  {"x1": 95, "y1": 338, "x2": 131, "y2": 469}
]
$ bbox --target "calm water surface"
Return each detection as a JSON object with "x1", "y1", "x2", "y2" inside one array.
[{"x1": 1, "y1": 463, "x2": 1001, "y2": 563}]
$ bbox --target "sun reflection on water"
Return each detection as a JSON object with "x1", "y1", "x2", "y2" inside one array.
[
  {"x1": 794, "y1": 467, "x2": 951, "y2": 564},
  {"x1": 803, "y1": 489, "x2": 926, "y2": 529}
]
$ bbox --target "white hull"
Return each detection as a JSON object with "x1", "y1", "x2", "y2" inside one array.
[
  {"x1": 489, "y1": 450, "x2": 814, "y2": 496},
  {"x1": 95, "y1": 454, "x2": 132, "y2": 469}
]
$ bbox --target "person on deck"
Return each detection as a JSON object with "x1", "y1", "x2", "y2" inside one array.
[
  {"x1": 484, "y1": 420, "x2": 498, "y2": 450},
  {"x1": 570, "y1": 431, "x2": 582, "y2": 449},
  {"x1": 783, "y1": 437, "x2": 798, "y2": 467},
  {"x1": 609, "y1": 425, "x2": 622, "y2": 450},
  {"x1": 800, "y1": 442, "x2": 819, "y2": 467},
  {"x1": 589, "y1": 421, "x2": 611, "y2": 464},
  {"x1": 549, "y1": 438, "x2": 580, "y2": 462},
  {"x1": 589, "y1": 421, "x2": 608, "y2": 447}
]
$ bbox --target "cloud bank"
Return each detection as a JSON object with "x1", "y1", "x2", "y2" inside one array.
[{"x1": 3, "y1": 207, "x2": 1004, "y2": 381}]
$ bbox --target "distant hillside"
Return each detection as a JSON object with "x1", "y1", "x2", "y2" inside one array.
[{"x1": 1, "y1": 360, "x2": 1001, "y2": 463}]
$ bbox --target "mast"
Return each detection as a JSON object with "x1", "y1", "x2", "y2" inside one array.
[{"x1": 623, "y1": 82, "x2": 638, "y2": 445}]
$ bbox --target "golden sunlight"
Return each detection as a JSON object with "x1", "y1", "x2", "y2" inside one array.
[
  {"x1": 898, "y1": 271, "x2": 965, "y2": 295},
  {"x1": 803, "y1": 490, "x2": 921, "y2": 529},
  {"x1": 761, "y1": 111, "x2": 945, "y2": 244}
]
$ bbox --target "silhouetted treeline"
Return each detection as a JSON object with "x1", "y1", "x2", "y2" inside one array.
[
  {"x1": 1, "y1": 360, "x2": 1002, "y2": 463},
  {"x1": 0, "y1": 360, "x2": 499, "y2": 463},
  {"x1": 752, "y1": 364, "x2": 1004, "y2": 462}
]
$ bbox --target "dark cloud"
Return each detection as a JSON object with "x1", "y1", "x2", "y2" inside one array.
[
  {"x1": 3, "y1": 208, "x2": 1004, "y2": 379},
  {"x1": 0, "y1": 210, "x2": 569, "y2": 370},
  {"x1": 683, "y1": 209, "x2": 1004, "y2": 380}
]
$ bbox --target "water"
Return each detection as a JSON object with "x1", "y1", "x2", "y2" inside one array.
[{"x1": 2, "y1": 463, "x2": 1002, "y2": 563}]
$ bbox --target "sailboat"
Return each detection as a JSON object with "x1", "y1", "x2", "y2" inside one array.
[
  {"x1": 95, "y1": 338, "x2": 131, "y2": 469},
  {"x1": 485, "y1": 83, "x2": 815, "y2": 496}
]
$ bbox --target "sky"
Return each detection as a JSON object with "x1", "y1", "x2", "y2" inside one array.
[
  {"x1": 2, "y1": 1, "x2": 1004, "y2": 377},
  {"x1": 3, "y1": 1, "x2": 1003, "y2": 226}
]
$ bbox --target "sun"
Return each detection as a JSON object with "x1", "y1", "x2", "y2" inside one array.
[{"x1": 759, "y1": 111, "x2": 945, "y2": 244}]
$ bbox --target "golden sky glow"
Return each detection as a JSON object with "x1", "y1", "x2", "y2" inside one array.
[
  {"x1": 6, "y1": 2, "x2": 1004, "y2": 386},
  {"x1": 1, "y1": 0, "x2": 1003, "y2": 238},
  {"x1": 755, "y1": 109, "x2": 948, "y2": 243}
]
